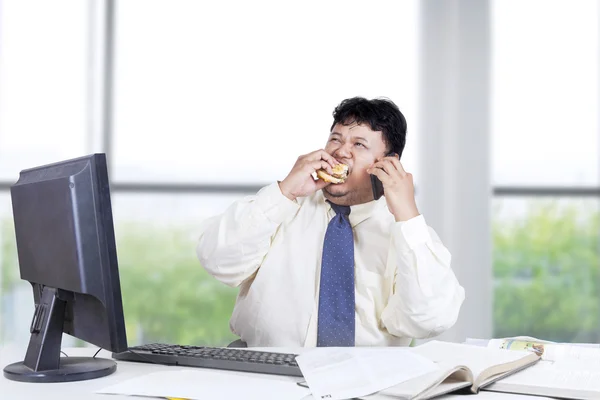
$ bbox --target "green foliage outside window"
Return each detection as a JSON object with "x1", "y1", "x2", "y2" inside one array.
[{"x1": 493, "y1": 201, "x2": 599, "y2": 342}]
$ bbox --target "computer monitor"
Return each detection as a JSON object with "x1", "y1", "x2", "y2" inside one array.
[{"x1": 2, "y1": 153, "x2": 128, "y2": 383}]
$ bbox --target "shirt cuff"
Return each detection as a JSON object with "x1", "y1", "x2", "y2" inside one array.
[
  {"x1": 254, "y1": 182, "x2": 300, "y2": 224},
  {"x1": 393, "y1": 214, "x2": 432, "y2": 254}
]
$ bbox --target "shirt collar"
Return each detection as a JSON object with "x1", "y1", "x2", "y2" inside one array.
[{"x1": 318, "y1": 190, "x2": 386, "y2": 227}]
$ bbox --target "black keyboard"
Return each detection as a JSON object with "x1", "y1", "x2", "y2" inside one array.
[{"x1": 112, "y1": 343, "x2": 303, "y2": 377}]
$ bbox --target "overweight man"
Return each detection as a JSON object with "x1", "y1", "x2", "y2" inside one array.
[{"x1": 196, "y1": 97, "x2": 465, "y2": 347}]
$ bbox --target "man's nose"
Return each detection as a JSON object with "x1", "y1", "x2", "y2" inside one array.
[{"x1": 335, "y1": 144, "x2": 353, "y2": 159}]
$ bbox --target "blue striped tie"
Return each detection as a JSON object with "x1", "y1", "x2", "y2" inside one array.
[{"x1": 317, "y1": 201, "x2": 355, "y2": 347}]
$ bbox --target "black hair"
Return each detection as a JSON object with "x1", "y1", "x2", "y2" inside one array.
[{"x1": 330, "y1": 97, "x2": 407, "y2": 157}]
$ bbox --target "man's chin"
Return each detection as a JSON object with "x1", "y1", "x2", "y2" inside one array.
[{"x1": 323, "y1": 185, "x2": 350, "y2": 198}]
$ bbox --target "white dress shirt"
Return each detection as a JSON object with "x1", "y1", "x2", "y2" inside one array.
[{"x1": 196, "y1": 182, "x2": 465, "y2": 347}]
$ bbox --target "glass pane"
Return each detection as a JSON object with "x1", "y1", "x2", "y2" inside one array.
[
  {"x1": 492, "y1": 0, "x2": 599, "y2": 186},
  {"x1": 493, "y1": 197, "x2": 600, "y2": 342},
  {"x1": 113, "y1": 0, "x2": 420, "y2": 185},
  {"x1": 0, "y1": 0, "x2": 88, "y2": 181},
  {"x1": 0, "y1": 192, "x2": 35, "y2": 352},
  {"x1": 112, "y1": 192, "x2": 245, "y2": 346}
]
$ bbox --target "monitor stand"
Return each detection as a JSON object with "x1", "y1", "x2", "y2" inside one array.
[{"x1": 3, "y1": 286, "x2": 117, "y2": 383}]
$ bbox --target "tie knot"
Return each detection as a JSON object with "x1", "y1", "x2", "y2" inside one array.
[{"x1": 328, "y1": 201, "x2": 351, "y2": 216}]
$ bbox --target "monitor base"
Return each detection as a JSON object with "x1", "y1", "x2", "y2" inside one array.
[{"x1": 3, "y1": 357, "x2": 116, "y2": 383}]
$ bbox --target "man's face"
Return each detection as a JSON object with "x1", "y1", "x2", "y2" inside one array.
[{"x1": 322, "y1": 122, "x2": 388, "y2": 205}]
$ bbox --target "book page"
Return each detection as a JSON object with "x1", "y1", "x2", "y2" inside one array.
[
  {"x1": 366, "y1": 363, "x2": 472, "y2": 400},
  {"x1": 295, "y1": 347, "x2": 439, "y2": 400},
  {"x1": 410, "y1": 341, "x2": 537, "y2": 386}
]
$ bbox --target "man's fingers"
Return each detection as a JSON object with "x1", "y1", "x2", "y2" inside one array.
[
  {"x1": 375, "y1": 155, "x2": 407, "y2": 177},
  {"x1": 305, "y1": 149, "x2": 339, "y2": 168},
  {"x1": 309, "y1": 160, "x2": 333, "y2": 174},
  {"x1": 318, "y1": 150, "x2": 339, "y2": 169},
  {"x1": 367, "y1": 167, "x2": 391, "y2": 183},
  {"x1": 387, "y1": 156, "x2": 407, "y2": 176},
  {"x1": 373, "y1": 159, "x2": 396, "y2": 176}
]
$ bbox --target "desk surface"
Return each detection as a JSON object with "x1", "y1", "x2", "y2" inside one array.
[{"x1": 0, "y1": 346, "x2": 553, "y2": 400}]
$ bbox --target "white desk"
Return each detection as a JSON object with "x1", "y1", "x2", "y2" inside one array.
[{"x1": 0, "y1": 346, "x2": 554, "y2": 400}]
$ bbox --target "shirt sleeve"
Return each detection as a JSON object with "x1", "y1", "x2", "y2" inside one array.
[
  {"x1": 380, "y1": 215, "x2": 465, "y2": 339},
  {"x1": 196, "y1": 182, "x2": 300, "y2": 287}
]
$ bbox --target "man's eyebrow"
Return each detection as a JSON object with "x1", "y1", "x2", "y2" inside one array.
[
  {"x1": 353, "y1": 136, "x2": 369, "y2": 143},
  {"x1": 330, "y1": 132, "x2": 342, "y2": 137}
]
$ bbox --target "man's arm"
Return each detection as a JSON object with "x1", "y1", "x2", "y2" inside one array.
[
  {"x1": 367, "y1": 154, "x2": 464, "y2": 338},
  {"x1": 196, "y1": 182, "x2": 299, "y2": 287},
  {"x1": 197, "y1": 149, "x2": 338, "y2": 287},
  {"x1": 380, "y1": 215, "x2": 465, "y2": 339}
]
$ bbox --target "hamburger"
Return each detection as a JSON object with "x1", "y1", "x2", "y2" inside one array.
[{"x1": 316, "y1": 163, "x2": 349, "y2": 184}]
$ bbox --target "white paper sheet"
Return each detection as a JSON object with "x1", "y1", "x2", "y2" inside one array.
[
  {"x1": 498, "y1": 358, "x2": 600, "y2": 391},
  {"x1": 96, "y1": 369, "x2": 310, "y2": 400},
  {"x1": 485, "y1": 358, "x2": 600, "y2": 400},
  {"x1": 295, "y1": 347, "x2": 439, "y2": 400}
]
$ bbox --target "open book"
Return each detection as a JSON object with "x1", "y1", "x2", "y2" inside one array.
[{"x1": 363, "y1": 340, "x2": 540, "y2": 400}]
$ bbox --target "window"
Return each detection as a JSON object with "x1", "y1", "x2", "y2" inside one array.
[
  {"x1": 0, "y1": 0, "x2": 88, "y2": 181},
  {"x1": 0, "y1": 0, "x2": 89, "y2": 350},
  {"x1": 492, "y1": 0, "x2": 599, "y2": 187},
  {"x1": 492, "y1": 0, "x2": 600, "y2": 341},
  {"x1": 0, "y1": 193, "x2": 33, "y2": 348},
  {"x1": 111, "y1": 193, "x2": 242, "y2": 345},
  {"x1": 493, "y1": 197, "x2": 599, "y2": 342}
]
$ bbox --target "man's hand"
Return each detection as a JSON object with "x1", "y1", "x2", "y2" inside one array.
[
  {"x1": 279, "y1": 150, "x2": 339, "y2": 201},
  {"x1": 367, "y1": 154, "x2": 420, "y2": 222}
]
